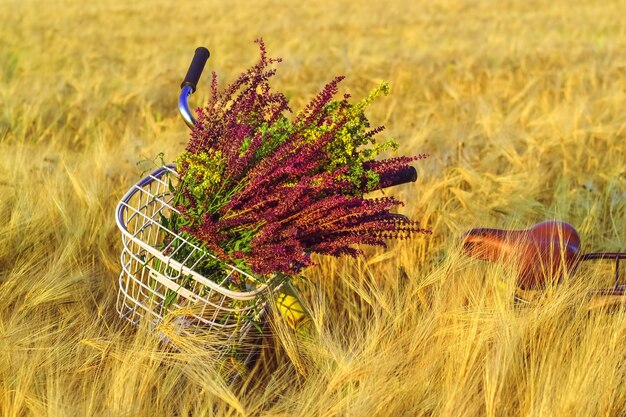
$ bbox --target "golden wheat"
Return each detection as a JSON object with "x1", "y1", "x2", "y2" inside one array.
[{"x1": 1, "y1": 0, "x2": 625, "y2": 415}]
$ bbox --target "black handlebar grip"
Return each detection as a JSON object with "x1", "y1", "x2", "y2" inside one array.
[
  {"x1": 181, "y1": 47, "x2": 210, "y2": 92},
  {"x1": 378, "y1": 166, "x2": 418, "y2": 189},
  {"x1": 397, "y1": 166, "x2": 418, "y2": 183}
]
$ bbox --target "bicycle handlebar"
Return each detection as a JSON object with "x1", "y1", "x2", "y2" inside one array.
[
  {"x1": 179, "y1": 47, "x2": 210, "y2": 129},
  {"x1": 181, "y1": 47, "x2": 210, "y2": 92}
]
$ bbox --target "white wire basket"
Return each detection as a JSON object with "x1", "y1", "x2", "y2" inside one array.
[{"x1": 115, "y1": 164, "x2": 281, "y2": 347}]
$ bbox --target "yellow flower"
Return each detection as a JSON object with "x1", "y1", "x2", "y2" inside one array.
[{"x1": 177, "y1": 150, "x2": 226, "y2": 198}]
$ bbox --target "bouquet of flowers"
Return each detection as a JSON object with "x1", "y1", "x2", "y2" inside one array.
[{"x1": 163, "y1": 39, "x2": 429, "y2": 284}]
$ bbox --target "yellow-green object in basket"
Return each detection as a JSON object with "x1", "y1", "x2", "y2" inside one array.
[{"x1": 275, "y1": 282, "x2": 310, "y2": 330}]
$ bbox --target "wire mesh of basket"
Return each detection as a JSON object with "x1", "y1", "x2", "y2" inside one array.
[{"x1": 115, "y1": 164, "x2": 281, "y2": 347}]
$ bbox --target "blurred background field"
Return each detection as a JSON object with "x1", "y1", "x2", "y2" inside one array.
[{"x1": 1, "y1": 0, "x2": 625, "y2": 415}]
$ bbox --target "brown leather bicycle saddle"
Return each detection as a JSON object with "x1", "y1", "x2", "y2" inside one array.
[{"x1": 462, "y1": 221, "x2": 581, "y2": 290}]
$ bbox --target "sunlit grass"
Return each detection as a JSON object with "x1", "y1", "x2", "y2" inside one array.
[{"x1": 1, "y1": 0, "x2": 625, "y2": 415}]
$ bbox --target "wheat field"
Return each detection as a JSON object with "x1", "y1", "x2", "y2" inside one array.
[{"x1": 1, "y1": 0, "x2": 626, "y2": 415}]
